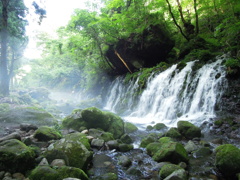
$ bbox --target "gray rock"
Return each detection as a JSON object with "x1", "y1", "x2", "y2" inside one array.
[
  {"x1": 91, "y1": 139, "x2": 104, "y2": 149},
  {"x1": 0, "y1": 132, "x2": 21, "y2": 143},
  {"x1": 184, "y1": 140, "x2": 198, "y2": 153},
  {"x1": 20, "y1": 123, "x2": 38, "y2": 132},
  {"x1": 39, "y1": 158, "x2": 49, "y2": 166},
  {"x1": 12, "y1": 173, "x2": 25, "y2": 180},
  {"x1": 164, "y1": 169, "x2": 187, "y2": 180},
  {"x1": 106, "y1": 140, "x2": 119, "y2": 150},
  {"x1": 50, "y1": 159, "x2": 66, "y2": 167},
  {"x1": 118, "y1": 155, "x2": 132, "y2": 167}
]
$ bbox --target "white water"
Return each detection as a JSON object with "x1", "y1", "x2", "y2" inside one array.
[{"x1": 105, "y1": 55, "x2": 228, "y2": 129}]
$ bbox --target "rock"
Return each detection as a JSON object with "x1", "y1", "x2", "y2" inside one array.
[
  {"x1": 159, "y1": 164, "x2": 184, "y2": 179},
  {"x1": 28, "y1": 166, "x2": 88, "y2": 180},
  {"x1": 124, "y1": 122, "x2": 138, "y2": 133},
  {"x1": 88, "y1": 129, "x2": 114, "y2": 142},
  {"x1": 106, "y1": 140, "x2": 119, "y2": 150},
  {"x1": 97, "y1": 173, "x2": 118, "y2": 180},
  {"x1": 50, "y1": 159, "x2": 66, "y2": 167},
  {"x1": 0, "y1": 171, "x2": 5, "y2": 179},
  {"x1": 20, "y1": 123, "x2": 38, "y2": 132},
  {"x1": 91, "y1": 139, "x2": 105, "y2": 149},
  {"x1": 44, "y1": 149, "x2": 69, "y2": 166},
  {"x1": 214, "y1": 144, "x2": 240, "y2": 178},
  {"x1": 118, "y1": 155, "x2": 132, "y2": 167},
  {"x1": 120, "y1": 134, "x2": 133, "y2": 144},
  {"x1": 146, "y1": 142, "x2": 161, "y2": 156},
  {"x1": 126, "y1": 167, "x2": 142, "y2": 176},
  {"x1": 118, "y1": 143, "x2": 134, "y2": 152},
  {"x1": 153, "y1": 123, "x2": 167, "y2": 130},
  {"x1": 12, "y1": 173, "x2": 25, "y2": 180},
  {"x1": 164, "y1": 169, "x2": 188, "y2": 180},
  {"x1": 165, "y1": 127, "x2": 182, "y2": 139},
  {"x1": 146, "y1": 125, "x2": 153, "y2": 131},
  {"x1": 62, "y1": 107, "x2": 124, "y2": 138},
  {"x1": 63, "y1": 178, "x2": 81, "y2": 180},
  {"x1": 152, "y1": 137, "x2": 188, "y2": 163},
  {"x1": 140, "y1": 136, "x2": 155, "y2": 148},
  {"x1": 177, "y1": 121, "x2": 201, "y2": 139},
  {"x1": 46, "y1": 132, "x2": 92, "y2": 170},
  {"x1": 193, "y1": 147, "x2": 212, "y2": 158},
  {"x1": 0, "y1": 139, "x2": 35, "y2": 173},
  {"x1": 39, "y1": 158, "x2": 49, "y2": 166},
  {"x1": 0, "y1": 132, "x2": 21, "y2": 143},
  {"x1": 34, "y1": 126, "x2": 62, "y2": 141},
  {"x1": 184, "y1": 140, "x2": 198, "y2": 153}
]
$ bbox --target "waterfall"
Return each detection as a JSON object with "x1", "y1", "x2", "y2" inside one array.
[{"x1": 104, "y1": 55, "x2": 228, "y2": 128}]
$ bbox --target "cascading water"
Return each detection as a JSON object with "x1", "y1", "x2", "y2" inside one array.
[{"x1": 104, "y1": 55, "x2": 228, "y2": 128}]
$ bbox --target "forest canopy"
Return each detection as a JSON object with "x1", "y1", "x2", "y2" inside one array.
[{"x1": 9, "y1": 0, "x2": 240, "y2": 95}]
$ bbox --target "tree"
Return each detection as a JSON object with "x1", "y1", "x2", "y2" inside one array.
[{"x1": 0, "y1": 0, "x2": 45, "y2": 96}]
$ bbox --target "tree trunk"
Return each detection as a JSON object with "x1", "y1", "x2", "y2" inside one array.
[
  {"x1": 0, "y1": 0, "x2": 10, "y2": 96},
  {"x1": 165, "y1": 0, "x2": 189, "y2": 41},
  {"x1": 193, "y1": 0, "x2": 199, "y2": 35}
]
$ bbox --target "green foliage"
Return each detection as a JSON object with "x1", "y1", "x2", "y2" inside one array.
[{"x1": 224, "y1": 58, "x2": 240, "y2": 68}]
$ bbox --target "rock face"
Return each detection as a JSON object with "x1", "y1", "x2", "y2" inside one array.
[
  {"x1": 105, "y1": 24, "x2": 174, "y2": 74},
  {"x1": 0, "y1": 139, "x2": 35, "y2": 173},
  {"x1": 46, "y1": 132, "x2": 92, "y2": 170},
  {"x1": 34, "y1": 126, "x2": 62, "y2": 141},
  {"x1": 215, "y1": 144, "x2": 240, "y2": 178},
  {"x1": 62, "y1": 107, "x2": 124, "y2": 138}
]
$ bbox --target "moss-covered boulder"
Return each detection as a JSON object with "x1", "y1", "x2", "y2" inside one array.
[
  {"x1": 46, "y1": 132, "x2": 92, "y2": 170},
  {"x1": 62, "y1": 107, "x2": 124, "y2": 138},
  {"x1": 153, "y1": 138, "x2": 188, "y2": 163},
  {"x1": 146, "y1": 142, "x2": 161, "y2": 156},
  {"x1": 88, "y1": 128, "x2": 114, "y2": 142},
  {"x1": 0, "y1": 139, "x2": 35, "y2": 173},
  {"x1": 120, "y1": 134, "x2": 133, "y2": 144},
  {"x1": 28, "y1": 166, "x2": 88, "y2": 180},
  {"x1": 140, "y1": 136, "x2": 156, "y2": 148},
  {"x1": 118, "y1": 143, "x2": 134, "y2": 152},
  {"x1": 159, "y1": 164, "x2": 184, "y2": 179},
  {"x1": 215, "y1": 144, "x2": 240, "y2": 178},
  {"x1": 177, "y1": 121, "x2": 201, "y2": 139},
  {"x1": 165, "y1": 127, "x2": 182, "y2": 139},
  {"x1": 153, "y1": 123, "x2": 167, "y2": 130},
  {"x1": 0, "y1": 106, "x2": 57, "y2": 126},
  {"x1": 124, "y1": 122, "x2": 138, "y2": 133},
  {"x1": 34, "y1": 126, "x2": 62, "y2": 141}
]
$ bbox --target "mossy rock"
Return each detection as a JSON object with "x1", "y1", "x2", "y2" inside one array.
[
  {"x1": 177, "y1": 121, "x2": 201, "y2": 139},
  {"x1": 140, "y1": 136, "x2": 156, "y2": 148},
  {"x1": 0, "y1": 106, "x2": 57, "y2": 126},
  {"x1": 62, "y1": 107, "x2": 124, "y2": 139},
  {"x1": 120, "y1": 134, "x2": 133, "y2": 144},
  {"x1": 158, "y1": 137, "x2": 173, "y2": 144},
  {"x1": 46, "y1": 132, "x2": 92, "y2": 170},
  {"x1": 34, "y1": 126, "x2": 62, "y2": 141},
  {"x1": 118, "y1": 144, "x2": 134, "y2": 152},
  {"x1": 28, "y1": 166, "x2": 88, "y2": 180},
  {"x1": 124, "y1": 122, "x2": 138, "y2": 133},
  {"x1": 98, "y1": 173, "x2": 118, "y2": 180},
  {"x1": 165, "y1": 127, "x2": 182, "y2": 139},
  {"x1": 146, "y1": 142, "x2": 161, "y2": 156},
  {"x1": 215, "y1": 144, "x2": 240, "y2": 178},
  {"x1": 153, "y1": 123, "x2": 167, "y2": 130},
  {"x1": 0, "y1": 139, "x2": 35, "y2": 173},
  {"x1": 88, "y1": 129, "x2": 114, "y2": 142},
  {"x1": 159, "y1": 164, "x2": 183, "y2": 179},
  {"x1": 153, "y1": 138, "x2": 189, "y2": 163}
]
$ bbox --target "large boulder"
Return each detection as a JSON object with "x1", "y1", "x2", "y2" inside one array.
[
  {"x1": 34, "y1": 126, "x2": 62, "y2": 141},
  {"x1": 46, "y1": 132, "x2": 92, "y2": 170},
  {"x1": 215, "y1": 144, "x2": 240, "y2": 178},
  {"x1": 62, "y1": 107, "x2": 124, "y2": 138},
  {"x1": 159, "y1": 164, "x2": 184, "y2": 179},
  {"x1": 177, "y1": 121, "x2": 201, "y2": 139},
  {"x1": 152, "y1": 137, "x2": 188, "y2": 163},
  {"x1": 0, "y1": 139, "x2": 35, "y2": 173}
]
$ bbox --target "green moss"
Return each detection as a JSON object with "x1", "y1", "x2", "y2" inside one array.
[
  {"x1": 124, "y1": 122, "x2": 138, "y2": 133},
  {"x1": 57, "y1": 166, "x2": 88, "y2": 180},
  {"x1": 0, "y1": 139, "x2": 35, "y2": 173},
  {"x1": 140, "y1": 136, "x2": 156, "y2": 148},
  {"x1": 215, "y1": 144, "x2": 240, "y2": 178},
  {"x1": 34, "y1": 126, "x2": 62, "y2": 141},
  {"x1": 176, "y1": 61, "x2": 187, "y2": 71},
  {"x1": 29, "y1": 166, "x2": 59, "y2": 180},
  {"x1": 0, "y1": 103, "x2": 10, "y2": 113},
  {"x1": 146, "y1": 142, "x2": 161, "y2": 156},
  {"x1": 177, "y1": 121, "x2": 201, "y2": 139},
  {"x1": 153, "y1": 123, "x2": 167, "y2": 130},
  {"x1": 214, "y1": 120, "x2": 223, "y2": 126},
  {"x1": 165, "y1": 128, "x2": 182, "y2": 139}
]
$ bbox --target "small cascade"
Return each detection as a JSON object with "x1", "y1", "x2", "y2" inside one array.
[{"x1": 105, "y1": 55, "x2": 228, "y2": 128}]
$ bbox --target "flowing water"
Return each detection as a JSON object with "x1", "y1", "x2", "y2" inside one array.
[{"x1": 105, "y1": 55, "x2": 228, "y2": 129}]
